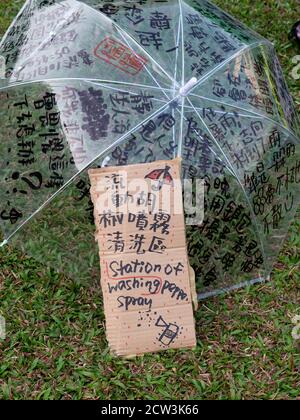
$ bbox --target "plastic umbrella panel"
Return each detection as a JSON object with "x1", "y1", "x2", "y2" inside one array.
[{"x1": 0, "y1": 0, "x2": 299, "y2": 297}]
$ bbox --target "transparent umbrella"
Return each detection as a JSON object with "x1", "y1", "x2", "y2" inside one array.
[{"x1": 0, "y1": 0, "x2": 299, "y2": 298}]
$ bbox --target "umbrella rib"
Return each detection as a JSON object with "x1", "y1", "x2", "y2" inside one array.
[
  {"x1": 87, "y1": 80, "x2": 173, "y2": 93},
  {"x1": 172, "y1": 106, "x2": 236, "y2": 177},
  {"x1": 189, "y1": 93, "x2": 300, "y2": 144},
  {"x1": 117, "y1": 28, "x2": 170, "y2": 104},
  {"x1": 186, "y1": 96, "x2": 269, "y2": 274},
  {"x1": 188, "y1": 40, "x2": 273, "y2": 96},
  {"x1": 198, "y1": 277, "x2": 267, "y2": 300},
  {"x1": 175, "y1": 0, "x2": 186, "y2": 158},
  {"x1": 173, "y1": 10, "x2": 181, "y2": 91},
  {"x1": 87, "y1": 80, "x2": 169, "y2": 106},
  {"x1": 0, "y1": 77, "x2": 174, "y2": 95},
  {"x1": 0, "y1": 77, "x2": 169, "y2": 108},
  {"x1": 2, "y1": 96, "x2": 178, "y2": 245},
  {"x1": 190, "y1": 93, "x2": 268, "y2": 118},
  {"x1": 172, "y1": 9, "x2": 182, "y2": 157},
  {"x1": 186, "y1": 98, "x2": 241, "y2": 176},
  {"x1": 115, "y1": 28, "x2": 172, "y2": 103},
  {"x1": 178, "y1": 97, "x2": 185, "y2": 157},
  {"x1": 178, "y1": 0, "x2": 185, "y2": 86},
  {"x1": 184, "y1": 104, "x2": 263, "y2": 119},
  {"x1": 113, "y1": 30, "x2": 177, "y2": 90},
  {"x1": 173, "y1": 105, "x2": 236, "y2": 177}
]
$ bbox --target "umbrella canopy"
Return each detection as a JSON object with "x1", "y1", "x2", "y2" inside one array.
[{"x1": 0, "y1": 0, "x2": 299, "y2": 298}]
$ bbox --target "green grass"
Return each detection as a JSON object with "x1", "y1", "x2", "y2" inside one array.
[{"x1": 0, "y1": 0, "x2": 300, "y2": 400}]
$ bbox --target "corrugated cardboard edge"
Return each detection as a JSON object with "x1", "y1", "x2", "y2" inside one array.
[{"x1": 189, "y1": 265, "x2": 198, "y2": 311}]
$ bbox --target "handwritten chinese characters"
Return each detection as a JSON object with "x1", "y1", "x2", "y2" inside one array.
[
  {"x1": 0, "y1": 88, "x2": 74, "y2": 227},
  {"x1": 0, "y1": 82, "x2": 165, "y2": 236},
  {"x1": 89, "y1": 159, "x2": 196, "y2": 356}
]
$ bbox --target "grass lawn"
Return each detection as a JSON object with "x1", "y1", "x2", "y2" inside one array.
[{"x1": 0, "y1": 0, "x2": 300, "y2": 400}]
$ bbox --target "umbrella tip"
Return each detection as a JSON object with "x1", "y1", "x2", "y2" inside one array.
[
  {"x1": 0, "y1": 239, "x2": 8, "y2": 248},
  {"x1": 179, "y1": 77, "x2": 198, "y2": 97},
  {"x1": 101, "y1": 156, "x2": 111, "y2": 168}
]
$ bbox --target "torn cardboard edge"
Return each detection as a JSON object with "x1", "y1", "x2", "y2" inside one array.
[{"x1": 89, "y1": 158, "x2": 197, "y2": 357}]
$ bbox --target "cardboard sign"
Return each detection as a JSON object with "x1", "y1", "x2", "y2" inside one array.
[{"x1": 89, "y1": 158, "x2": 196, "y2": 357}]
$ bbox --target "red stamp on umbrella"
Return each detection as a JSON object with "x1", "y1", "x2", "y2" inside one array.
[{"x1": 94, "y1": 37, "x2": 148, "y2": 76}]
